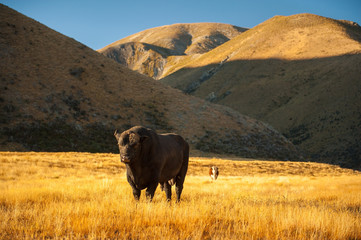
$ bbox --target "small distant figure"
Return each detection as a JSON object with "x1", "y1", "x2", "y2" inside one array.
[{"x1": 209, "y1": 166, "x2": 219, "y2": 181}]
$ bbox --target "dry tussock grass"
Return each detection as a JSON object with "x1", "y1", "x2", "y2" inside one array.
[{"x1": 1, "y1": 152, "x2": 360, "y2": 239}]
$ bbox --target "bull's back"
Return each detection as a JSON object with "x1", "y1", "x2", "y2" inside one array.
[{"x1": 160, "y1": 133, "x2": 188, "y2": 157}]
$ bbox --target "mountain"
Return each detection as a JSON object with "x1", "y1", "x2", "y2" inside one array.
[
  {"x1": 160, "y1": 14, "x2": 361, "y2": 168},
  {"x1": 98, "y1": 23, "x2": 246, "y2": 79},
  {"x1": 0, "y1": 4, "x2": 299, "y2": 160}
]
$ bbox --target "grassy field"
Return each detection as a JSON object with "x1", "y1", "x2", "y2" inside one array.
[{"x1": 0, "y1": 152, "x2": 360, "y2": 239}]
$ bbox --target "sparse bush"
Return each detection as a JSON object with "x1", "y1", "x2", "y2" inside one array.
[
  {"x1": 285, "y1": 124, "x2": 311, "y2": 145},
  {"x1": 3, "y1": 104, "x2": 15, "y2": 113},
  {"x1": 69, "y1": 67, "x2": 84, "y2": 79}
]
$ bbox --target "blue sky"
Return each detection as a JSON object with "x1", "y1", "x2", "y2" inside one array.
[{"x1": 1, "y1": 0, "x2": 360, "y2": 50}]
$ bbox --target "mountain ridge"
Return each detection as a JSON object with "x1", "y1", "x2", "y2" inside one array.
[
  {"x1": 160, "y1": 13, "x2": 361, "y2": 168},
  {"x1": 98, "y1": 22, "x2": 246, "y2": 79},
  {"x1": 0, "y1": 4, "x2": 299, "y2": 161}
]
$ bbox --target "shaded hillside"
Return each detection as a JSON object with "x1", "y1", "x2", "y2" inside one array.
[
  {"x1": 0, "y1": 4, "x2": 299, "y2": 160},
  {"x1": 98, "y1": 23, "x2": 246, "y2": 79},
  {"x1": 161, "y1": 14, "x2": 361, "y2": 168}
]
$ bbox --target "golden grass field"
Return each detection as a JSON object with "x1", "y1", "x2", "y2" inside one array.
[{"x1": 0, "y1": 152, "x2": 360, "y2": 239}]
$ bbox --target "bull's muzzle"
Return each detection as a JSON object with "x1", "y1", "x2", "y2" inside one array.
[{"x1": 121, "y1": 156, "x2": 131, "y2": 163}]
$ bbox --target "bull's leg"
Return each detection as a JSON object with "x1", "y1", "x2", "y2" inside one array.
[
  {"x1": 175, "y1": 179, "x2": 183, "y2": 202},
  {"x1": 176, "y1": 148, "x2": 189, "y2": 202},
  {"x1": 175, "y1": 173, "x2": 187, "y2": 202},
  {"x1": 159, "y1": 182, "x2": 165, "y2": 191},
  {"x1": 163, "y1": 182, "x2": 172, "y2": 201},
  {"x1": 132, "y1": 188, "x2": 141, "y2": 201},
  {"x1": 127, "y1": 175, "x2": 141, "y2": 200},
  {"x1": 145, "y1": 181, "x2": 158, "y2": 201}
]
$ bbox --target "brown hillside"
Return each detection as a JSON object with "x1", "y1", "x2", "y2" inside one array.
[
  {"x1": 161, "y1": 14, "x2": 361, "y2": 168},
  {"x1": 0, "y1": 4, "x2": 299, "y2": 160},
  {"x1": 98, "y1": 23, "x2": 246, "y2": 79}
]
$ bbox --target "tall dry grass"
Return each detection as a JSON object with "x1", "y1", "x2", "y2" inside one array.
[{"x1": 0, "y1": 152, "x2": 360, "y2": 239}]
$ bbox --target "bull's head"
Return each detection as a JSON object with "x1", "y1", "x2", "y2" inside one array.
[{"x1": 114, "y1": 129, "x2": 146, "y2": 164}]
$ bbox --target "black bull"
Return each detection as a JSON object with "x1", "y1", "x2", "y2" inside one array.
[{"x1": 114, "y1": 126, "x2": 189, "y2": 201}]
